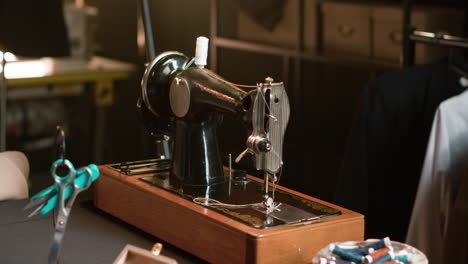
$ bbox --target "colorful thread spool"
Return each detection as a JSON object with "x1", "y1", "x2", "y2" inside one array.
[
  {"x1": 319, "y1": 257, "x2": 356, "y2": 264},
  {"x1": 363, "y1": 237, "x2": 391, "y2": 251},
  {"x1": 348, "y1": 247, "x2": 375, "y2": 256},
  {"x1": 373, "y1": 252, "x2": 395, "y2": 264},
  {"x1": 330, "y1": 244, "x2": 367, "y2": 263},
  {"x1": 394, "y1": 255, "x2": 411, "y2": 263},
  {"x1": 365, "y1": 246, "x2": 393, "y2": 263}
]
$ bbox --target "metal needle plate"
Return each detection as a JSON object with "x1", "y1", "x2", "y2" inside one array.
[{"x1": 254, "y1": 203, "x2": 320, "y2": 224}]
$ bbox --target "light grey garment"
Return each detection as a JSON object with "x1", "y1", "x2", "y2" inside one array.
[
  {"x1": 443, "y1": 167, "x2": 468, "y2": 263},
  {"x1": 406, "y1": 87, "x2": 468, "y2": 264}
]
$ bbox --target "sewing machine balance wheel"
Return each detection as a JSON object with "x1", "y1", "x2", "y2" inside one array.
[{"x1": 141, "y1": 51, "x2": 190, "y2": 119}]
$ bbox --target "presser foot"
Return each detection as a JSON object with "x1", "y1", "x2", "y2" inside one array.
[{"x1": 262, "y1": 196, "x2": 280, "y2": 214}]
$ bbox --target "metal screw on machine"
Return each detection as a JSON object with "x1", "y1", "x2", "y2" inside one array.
[
  {"x1": 257, "y1": 138, "x2": 271, "y2": 152},
  {"x1": 235, "y1": 136, "x2": 272, "y2": 163}
]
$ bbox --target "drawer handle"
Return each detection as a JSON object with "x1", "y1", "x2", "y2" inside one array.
[
  {"x1": 389, "y1": 31, "x2": 403, "y2": 45},
  {"x1": 337, "y1": 25, "x2": 355, "y2": 37}
]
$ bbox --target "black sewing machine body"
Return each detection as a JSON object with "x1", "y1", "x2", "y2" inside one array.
[
  {"x1": 134, "y1": 49, "x2": 342, "y2": 227},
  {"x1": 140, "y1": 51, "x2": 252, "y2": 186},
  {"x1": 94, "y1": 45, "x2": 364, "y2": 263}
]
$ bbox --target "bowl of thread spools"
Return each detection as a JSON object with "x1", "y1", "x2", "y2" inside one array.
[{"x1": 312, "y1": 237, "x2": 428, "y2": 264}]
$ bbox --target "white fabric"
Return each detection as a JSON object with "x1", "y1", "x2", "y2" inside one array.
[
  {"x1": 0, "y1": 151, "x2": 30, "y2": 200},
  {"x1": 1, "y1": 151, "x2": 29, "y2": 181},
  {"x1": 406, "y1": 90, "x2": 468, "y2": 264}
]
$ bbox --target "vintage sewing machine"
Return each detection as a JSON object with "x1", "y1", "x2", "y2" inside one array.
[{"x1": 94, "y1": 37, "x2": 363, "y2": 264}]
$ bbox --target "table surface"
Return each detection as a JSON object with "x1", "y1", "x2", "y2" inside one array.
[
  {"x1": 0, "y1": 196, "x2": 206, "y2": 264},
  {"x1": 6, "y1": 56, "x2": 135, "y2": 87}
]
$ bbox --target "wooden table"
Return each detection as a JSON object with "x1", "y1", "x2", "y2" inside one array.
[{"x1": 5, "y1": 56, "x2": 135, "y2": 163}]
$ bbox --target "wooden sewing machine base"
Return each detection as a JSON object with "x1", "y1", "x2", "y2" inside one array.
[{"x1": 95, "y1": 163, "x2": 364, "y2": 264}]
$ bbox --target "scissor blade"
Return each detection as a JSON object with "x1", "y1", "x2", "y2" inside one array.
[
  {"x1": 23, "y1": 190, "x2": 56, "y2": 211},
  {"x1": 27, "y1": 203, "x2": 46, "y2": 218},
  {"x1": 49, "y1": 224, "x2": 66, "y2": 264}
]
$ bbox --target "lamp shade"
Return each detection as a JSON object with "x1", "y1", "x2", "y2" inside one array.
[{"x1": 0, "y1": 0, "x2": 70, "y2": 57}]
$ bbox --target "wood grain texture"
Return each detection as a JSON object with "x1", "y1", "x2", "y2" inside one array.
[
  {"x1": 113, "y1": 244, "x2": 178, "y2": 264},
  {"x1": 95, "y1": 165, "x2": 364, "y2": 264}
]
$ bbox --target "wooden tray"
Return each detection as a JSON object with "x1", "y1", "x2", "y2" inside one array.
[
  {"x1": 95, "y1": 164, "x2": 364, "y2": 264},
  {"x1": 113, "y1": 244, "x2": 177, "y2": 264}
]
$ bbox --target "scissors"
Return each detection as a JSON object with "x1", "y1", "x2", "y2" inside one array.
[
  {"x1": 48, "y1": 158, "x2": 93, "y2": 264},
  {"x1": 23, "y1": 163, "x2": 100, "y2": 217},
  {"x1": 24, "y1": 125, "x2": 99, "y2": 217}
]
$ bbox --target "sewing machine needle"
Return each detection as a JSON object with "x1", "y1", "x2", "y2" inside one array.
[{"x1": 23, "y1": 191, "x2": 56, "y2": 211}]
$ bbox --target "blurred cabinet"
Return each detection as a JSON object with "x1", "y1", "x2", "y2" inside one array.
[
  {"x1": 372, "y1": 5, "x2": 464, "y2": 64},
  {"x1": 322, "y1": 2, "x2": 372, "y2": 58},
  {"x1": 321, "y1": 1, "x2": 464, "y2": 65},
  {"x1": 238, "y1": 0, "x2": 300, "y2": 49}
]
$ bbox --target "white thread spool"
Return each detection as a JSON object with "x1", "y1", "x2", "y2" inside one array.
[{"x1": 195, "y1": 36, "x2": 209, "y2": 68}]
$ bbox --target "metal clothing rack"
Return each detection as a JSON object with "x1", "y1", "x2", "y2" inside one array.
[{"x1": 402, "y1": 0, "x2": 468, "y2": 67}]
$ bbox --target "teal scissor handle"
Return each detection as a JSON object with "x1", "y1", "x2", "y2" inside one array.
[
  {"x1": 30, "y1": 164, "x2": 98, "y2": 201},
  {"x1": 30, "y1": 161, "x2": 100, "y2": 215},
  {"x1": 30, "y1": 185, "x2": 55, "y2": 201}
]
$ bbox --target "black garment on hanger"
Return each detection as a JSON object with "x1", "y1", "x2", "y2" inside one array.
[{"x1": 335, "y1": 60, "x2": 464, "y2": 241}]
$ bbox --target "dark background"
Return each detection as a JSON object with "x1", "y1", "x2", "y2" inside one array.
[
  {"x1": 85, "y1": 0, "x2": 378, "y2": 202},
  {"x1": 11, "y1": 0, "x2": 465, "y2": 202}
]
